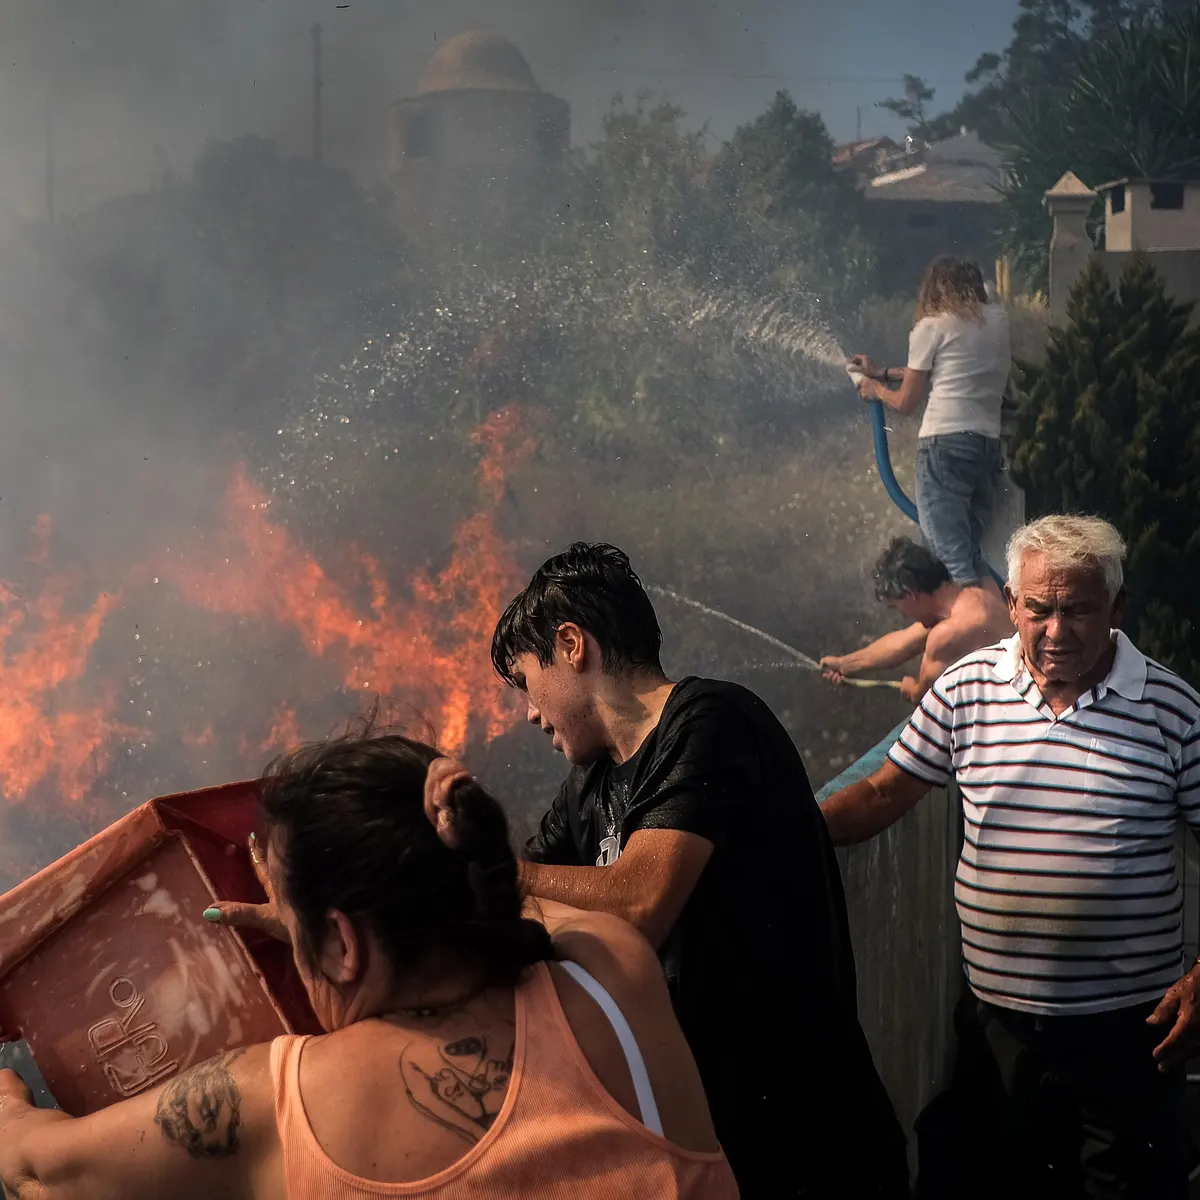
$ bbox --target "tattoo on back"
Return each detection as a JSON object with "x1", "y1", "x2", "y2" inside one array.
[
  {"x1": 154, "y1": 1048, "x2": 248, "y2": 1159},
  {"x1": 400, "y1": 1019, "x2": 514, "y2": 1145}
]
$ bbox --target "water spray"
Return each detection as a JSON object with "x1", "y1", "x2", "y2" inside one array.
[{"x1": 647, "y1": 585, "x2": 902, "y2": 691}]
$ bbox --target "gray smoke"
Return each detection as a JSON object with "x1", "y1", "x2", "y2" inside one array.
[{"x1": 0, "y1": 0, "x2": 815, "y2": 225}]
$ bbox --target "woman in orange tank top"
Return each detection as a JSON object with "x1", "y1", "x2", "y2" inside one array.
[{"x1": 0, "y1": 718, "x2": 737, "y2": 1200}]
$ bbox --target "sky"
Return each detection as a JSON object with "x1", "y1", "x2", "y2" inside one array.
[{"x1": 0, "y1": 0, "x2": 1021, "y2": 222}]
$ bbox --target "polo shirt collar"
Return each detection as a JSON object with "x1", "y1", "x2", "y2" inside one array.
[{"x1": 991, "y1": 629, "x2": 1147, "y2": 701}]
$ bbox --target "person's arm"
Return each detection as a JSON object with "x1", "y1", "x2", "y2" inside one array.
[
  {"x1": 822, "y1": 621, "x2": 928, "y2": 683},
  {"x1": 857, "y1": 317, "x2": 938, "y2": 416},
  {"x1": 522, "y1": 696, "x2": 755, "y2": 950},
  {"x1": 900, "y1": 623, "x2": 960, "y2": 703},
  {"x1": 858, "y1": 367, "x2": 930, "y2": 417},
  {"x1": 521, "y1": 829, "x2": 713, "y2": 951},
  {"x1": 824, "y1": 681, "x2": 957, "y2": 843},
  {"x1": 821, "y1": 760, "x2": 933, "y2": 844},
  {"x1": 0, "y1": 1045, "x2": 272, "y2": 1200}
]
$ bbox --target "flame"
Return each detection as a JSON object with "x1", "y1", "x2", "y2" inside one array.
[
  {"x1": 0, "y1": 408, "x2": 532, "y2": 855},
  {"x1": 260, "y1": 708, "x2": 303, "y2": 754},
  {"x1": 167, "y1": 408, "x2": 531, "y2": 756},
  {"x1": 0, "y1": 526, "x2": 133, "y2": 805}
]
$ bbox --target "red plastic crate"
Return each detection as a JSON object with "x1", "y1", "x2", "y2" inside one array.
[{"x1": 0, "y1": 782, "x2": 320, "y2": 1115}]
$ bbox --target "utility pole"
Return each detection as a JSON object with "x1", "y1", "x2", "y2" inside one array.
[
  {"x1": 856, "y1": 105, "x2": 863, "y2": 143},
  {"x1": 312, "y1": 23, "x2": 324, "y2": 165},
  {"x1": 45, "y1": 87, "x2": 55, "y2": 225}
]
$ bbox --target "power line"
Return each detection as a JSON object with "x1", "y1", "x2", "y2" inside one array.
[{"x1": 543, "y1": 63, "x2": 969, "y2": 86}]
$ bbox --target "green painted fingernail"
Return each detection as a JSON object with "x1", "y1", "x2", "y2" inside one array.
[{"x1": 202, "y1": 908, "x2": 221, "y2": 922}]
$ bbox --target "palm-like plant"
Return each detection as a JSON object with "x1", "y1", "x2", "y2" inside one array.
[{"x1": 997, "y1": 6, "x2": 1200, "y2": 290}]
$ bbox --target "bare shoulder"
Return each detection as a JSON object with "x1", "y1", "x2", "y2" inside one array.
[
  {"x1": 550, "y1": 910, "x2": 668, "y2": 1004},
  {"x1": 937, "y1": 591, "x2": 1011, "y2": 658},
  {"x1": 548, "y1": 912, "x2": 720, "y2": 1152}
]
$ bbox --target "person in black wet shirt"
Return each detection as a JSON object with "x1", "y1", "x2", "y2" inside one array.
[{"x1": 490, "y1": 542, "x2": 909, "y2": 1199}]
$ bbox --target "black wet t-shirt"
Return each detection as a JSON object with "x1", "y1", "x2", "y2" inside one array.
[{"x1": 525, "y1": 677, "x2": 908, "y2": 1194}]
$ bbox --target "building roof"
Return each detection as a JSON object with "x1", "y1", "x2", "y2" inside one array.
[
  {"x1": 416, "y1": 31, "x2": 540, "y2": 95},
  {"x1": 832, "y1": 136, "x2": 897, "y2": 167},
  {"x1": 1046, "y1": 171, "x2": 1096, "y2": 198},
  {"x1": 1094, "y1": 177, "x2": 1200, "y2": 192},
  {"x1": 864, "y1": 131, "x2": 1003, "y2": 204},
  {"x1": 866, "y1": 161, "x2": 1002, "y2": 203},
  {"x1": 923, "y1": 130, "x2": 1002, "y2": 170}
]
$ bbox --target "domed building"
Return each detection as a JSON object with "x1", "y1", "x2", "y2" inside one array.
[{"x1": 391, "y1": 31, "x2": 570, "y2": 246}]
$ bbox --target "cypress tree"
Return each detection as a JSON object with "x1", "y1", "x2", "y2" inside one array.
[{"x1": 1012, "y1": 255, "x2": 1200, "y2": 679}]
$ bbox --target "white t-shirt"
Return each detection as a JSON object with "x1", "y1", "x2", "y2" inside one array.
[{"x1": 907, "y1": 302, "x2": 1011, "y2": 439}]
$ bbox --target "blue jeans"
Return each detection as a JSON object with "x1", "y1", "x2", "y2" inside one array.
[{"x1": 915, "y1": 433, "x2": 1002, "y2": 585}]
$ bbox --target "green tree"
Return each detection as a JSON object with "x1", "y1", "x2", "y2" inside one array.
[
  {"x1": 931, "y1": 0, "x2": 1180, "y2": 143},
  {"x1": 560, "y1": 90, "x2": 876, "y2": 304},
  {"x1": 1012, "y1": 255, "x2": 1200, "y2": 677},
  {"x1": 707, "y1": 91, "x2": 876, "y2": 302},
  {"x1": 877, "y1": 75, "x2": 936, "y2": 138},
  {"x1": 561, "y1": 95, "x2": 713, "y2": 271}
]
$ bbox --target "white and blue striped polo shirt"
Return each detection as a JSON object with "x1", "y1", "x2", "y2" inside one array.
[{"x1": 889, "y1": 631, "x2": 1200, "y2": 1016}]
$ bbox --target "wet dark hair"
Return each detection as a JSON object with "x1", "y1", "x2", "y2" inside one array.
[
  {"x1": 874, "y1": 537, "x2": 952, "y2": 601},
  {"x1": 259, "y1": 715, "x2": 552, "y2": 989},
  {"x1": 491, "y1": 542, "x2": 663, "y2": 687}
]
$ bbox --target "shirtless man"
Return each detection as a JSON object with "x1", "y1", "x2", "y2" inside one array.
[{"x1": 821, "y1": 536, "x2": 1012, "y2": 704}]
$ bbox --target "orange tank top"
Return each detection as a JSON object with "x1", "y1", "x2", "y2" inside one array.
[{"x1": 269, "y1": 961, "x2": 738, "y2": 1199}]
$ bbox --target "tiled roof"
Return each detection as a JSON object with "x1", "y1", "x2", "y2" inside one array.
[
  {"x1": 865, "y1": 161, "x2": 1003, "y2": 203},
  {"x1": 864, "y1": 133, "x2": 1004, "y2": 204},
  {"x1": 833, "y1": 136, "x2": 897, "y2": 166}
]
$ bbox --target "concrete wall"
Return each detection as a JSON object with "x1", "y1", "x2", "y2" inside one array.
[
  {"x1": 817, "y1": 728, "x2": 964, "y2": 1161},
  {"x1": 1048, "y1": 243, "x2": 1200, "y2": 320},
  {"x1": 1100, "y1": 249, "x2": 1200, "y2": 308},
  {"x1": 838, "y1": 788, "x2": 963, "y2": 1152}
]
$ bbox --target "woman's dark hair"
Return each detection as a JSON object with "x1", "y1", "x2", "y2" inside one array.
[
  {"x1": 259, "y1": 715, "x2": 552, "y2": 989},
  {"x1": 874, "y1": 537, "x2": 952, "y2": 601},
  {"x1": 491, "y1": 542, "x2": 663, "y2": 686}
]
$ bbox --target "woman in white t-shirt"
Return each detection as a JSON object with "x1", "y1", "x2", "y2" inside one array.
[{"x1": 852, "y1": 256, "x2": 1011, "y2": 592}]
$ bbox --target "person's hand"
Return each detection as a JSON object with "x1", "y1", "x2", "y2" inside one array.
[
  {"x1": 856, "y1": 375, "x2": 883, "y2": 402},
  {"x1": 203, "y1": 833, "x2": 289, "y2": 943},
  {"x1": 900, "y1": 676, "x2": 922, "y2": 703},
  {"x1": 820, "y1": 655, "x2": 849, "y2": 684},
  {"x1": 424, "y1": 756, "x2": 473, "y2": 849},
  {"x1": 849, "y1": 354, "x2": 880, "y2": 378},
  {"x1": 1148, "y1": 966, "x2": 1200, "y2": 1072}
]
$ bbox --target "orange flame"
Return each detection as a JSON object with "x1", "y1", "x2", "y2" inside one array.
[
  {"x1": 0, "y1": 525, "x2": 133, "y2": 804},
  {"x1": 0, "y1": 410, "x2": 531, "y2": 837},
  {"x1": 168, "y1": 408, "x2": 531, "y2": 755},
  {"x1": 260, "y1": 708, "x2": 303, "y2": 755}
]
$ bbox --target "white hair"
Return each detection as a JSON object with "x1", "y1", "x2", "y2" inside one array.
[{"x1": 1006, "y1": 515, "x2": 1127, "y2": 600}]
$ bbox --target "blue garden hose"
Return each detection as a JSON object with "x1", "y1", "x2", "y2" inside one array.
[
  {"x1": 867, "y1": 400, "x2": 919, "y2": 522},
  {"x1": 866, "y1": 397, "x2": 1005, "y2": 588}
]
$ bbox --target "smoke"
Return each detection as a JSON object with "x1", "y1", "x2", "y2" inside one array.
[
  {"x1": 0, "y1": 0, "x2": 913, "y2": 889},
  {"x1": 0, "y1": 0, "x2": 820, "y2": 223}
]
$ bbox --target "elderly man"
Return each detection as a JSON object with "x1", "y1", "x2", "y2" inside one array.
[
  {"x1": 823, "y1": 514, "x2": 1200, "y2": 1198},
  {"x1": 820, "y1": 537, "x2": 1012, "y2": 703}
]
